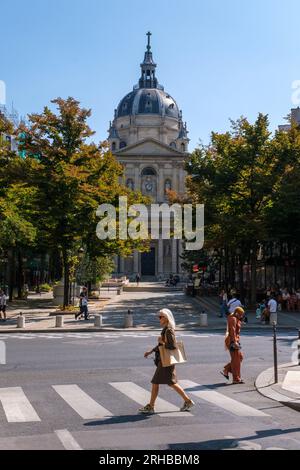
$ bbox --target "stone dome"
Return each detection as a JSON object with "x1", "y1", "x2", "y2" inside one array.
[{"x1": 116, "y1": 88, "x2": 180, "y2": 119}]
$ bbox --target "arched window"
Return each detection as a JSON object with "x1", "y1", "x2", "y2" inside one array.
[
  {"x1": 112, "y1": 142, "x2": 116, "y2": 151},
  {"x1": 170, "y1": 142, "x2": 177, "y2": 149},
  {"x1": 141, "y1": 167, "x2": 157, "y2": 176},
  {"x1": 181, "y1": 143, "x2": 186, "y2": 152},
  {"x1": 119, "y1": 141, "x2": 127, "y2": 149}
]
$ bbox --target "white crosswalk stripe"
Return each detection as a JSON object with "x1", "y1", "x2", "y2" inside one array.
[
  {"x1": 0, "y1": 387, "x2": 41, "y2": 422},
  {"x1": 179, "y1": 380, "x2": 269, "y2": 417},
  {"x1": 0, "y1": 379, "x2": 272, "y2": 424},
  {"x1": 110, "y1": 381, "x2": 192, "y2": 417},
  {"x1": 52, "y1": 384, "x2": 113, "y2": 419}
]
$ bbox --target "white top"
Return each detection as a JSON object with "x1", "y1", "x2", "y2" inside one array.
[
  {"x1": 268, "y1": 298, "x2": 277, "y2": 313},
  {"x1": 227, "y1": 298, "x2": 242, "y2": 314},
  {"x1": 0, "y1": 294, "x2": 7, "y2": 306}
]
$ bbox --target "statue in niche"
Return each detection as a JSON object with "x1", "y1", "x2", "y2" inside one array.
[
  {"x1": 126, "y1": 179, "x2": 134, "y2": 190},
  {"x1": 164, "y1": 179, "x2": 172, "y2": 194}
]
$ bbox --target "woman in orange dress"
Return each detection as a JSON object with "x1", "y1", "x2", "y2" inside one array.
[{"x1": 221, "y1": 307, "x2": 245, "y2": 384}]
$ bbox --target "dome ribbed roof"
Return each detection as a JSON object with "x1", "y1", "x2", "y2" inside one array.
[{"x1": 116, "y1": 88, "x2": 180, "y2": 119}]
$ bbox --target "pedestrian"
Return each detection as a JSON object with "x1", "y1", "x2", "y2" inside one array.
[
  {"x1": 221, "y1": 306, "x2": 245, "y2": 384},
  {"x1": 267, "y1": 294, "x2": 277, "y2": 320},
  {"x1": 75, "y1": 286, "x2": 89, "y2": 320},
  {"x1": 218, "y1": 289, "x2": 228, "y2": 317},
  {"x1": 0, "y1": 289, "x2": 7, "y2": 321},
  {"x1": 227, "y1": 294, "x2": 242, "y2": 315},
  {"x1": 139, "y1": 308, "x2": 195, "y2": 414},
  {"x1": 135, "y1": 273, "x2": 140, "y2": 287}
]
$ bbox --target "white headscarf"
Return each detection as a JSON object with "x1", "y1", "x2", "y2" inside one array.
[{"x1": 158, "y1": 308, "x2": 176, "y2": 330}]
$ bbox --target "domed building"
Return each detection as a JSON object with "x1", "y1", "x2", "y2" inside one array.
[{"x1": 109, "y1": 32, "x2": 189, "y2": 280}]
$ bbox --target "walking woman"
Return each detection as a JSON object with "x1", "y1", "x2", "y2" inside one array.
[
  {"x1": 221, "y1": 306, "x2": 245, "y2": 384},
  {"x1": 139, "y1": 308, "x2": 194, "y2": 414}
]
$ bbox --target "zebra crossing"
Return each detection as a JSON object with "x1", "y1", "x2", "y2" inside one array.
[{"x1": 0, "y1": 380, "x2": 270, "y2": 424}]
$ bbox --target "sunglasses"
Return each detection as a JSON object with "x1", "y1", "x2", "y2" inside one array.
[{"x1": 158, "y1": 316, "x2": 165, "y2": 319}]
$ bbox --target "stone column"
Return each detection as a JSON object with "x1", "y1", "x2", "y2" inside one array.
[
  {"x1": 134, "y1": 165, "x2": 140, "y2": 191},
  {"x1": 180, "y1": 166, "x2": 186, "y2": 194},
  {"x1": 158, "y1": 238, "x2": 164, "y2": 275},
  {"x1": 120, "y1": 257, "x2": 125, "y2": 274},
  {"x1": 158, "y1": 165, "x2": 164, "y2": 202},
  {"x1": 114, "y1": 255, "x2": 119, "y2": 274},
  {"x1": 172, "y1": 238, "x2": 178, "y2": 274},
  {"x1": 133, "y1": 250, "x2": 139, "y2": 274}
]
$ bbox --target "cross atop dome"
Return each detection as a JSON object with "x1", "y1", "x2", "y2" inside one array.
[
  {"x1": 139, "y1": 31, "x2": 158, "y2": 89},
  {"x1": 146, "y1": 31, "x2": 152, "y2": 52}
]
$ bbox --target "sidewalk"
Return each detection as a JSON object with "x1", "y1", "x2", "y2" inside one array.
[
  {"x1": 192, "y1": 295, "x2": 300, "y2": 330},
  {"x1": 256, "y1": 363, "x2": 300, "y2": 411},
  {"x1": 1, "y1": 290, "x2": 300, "y2": 333}
]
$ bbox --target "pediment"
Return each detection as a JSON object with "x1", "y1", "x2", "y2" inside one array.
[{"x1": 114, "y1": 138, "x2": 185, "y2": 157}]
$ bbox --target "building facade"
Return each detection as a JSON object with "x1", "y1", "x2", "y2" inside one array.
[{"x1": 108, "y1": 33, "x2": 189, "y2": 280}]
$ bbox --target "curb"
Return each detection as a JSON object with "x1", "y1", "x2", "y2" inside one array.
[
  {"x1": 0, "y1": 326, "x2": 298, "y2": 334},
  {"x1": 255, "y1": 363, "x2": 300, "y2": 410}
]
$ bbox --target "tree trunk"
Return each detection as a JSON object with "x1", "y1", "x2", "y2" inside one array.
[
  {"x1": 62, "y1": 248, "x2": 70, "y2": 309},
  {"x1": 17, "y1": 250, "x2": 23, "y2": 299},
  {"x1": 250, "y1": 248, "x2": 257, "y2": 307},
  {"x1": 239, "y1": 257, "x2": 245, "y2": 305},
  {"x1": 8, "y1": 249, "x2": 15, "y2": 302}
]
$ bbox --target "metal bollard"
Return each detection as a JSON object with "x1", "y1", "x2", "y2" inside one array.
[
  {"x1": 17, "y1": 313, "x2": 25, "y2": 329},
  {"x1": 199, "y1": 311, "x2": 208, "y2": 327},
  {"x1": 124, "y1": 310, "x2": 133, "y2": 328},
  {"x1": 56, "y1": 315, "x2": 64, "y2": 328},
  {"x1": 94, "y1": 314, "x2": 102, "y2": 328},
  {"x1": 273, "y1": 321, "x2": 278, "y2": 384}
]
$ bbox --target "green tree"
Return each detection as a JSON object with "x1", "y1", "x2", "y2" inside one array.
[
  {"x1": 20, "y1": 97, "x2": 148, "y2": 307},
  {"x1": 186, "y1": 114, "x2": 287, "y2": 305}
]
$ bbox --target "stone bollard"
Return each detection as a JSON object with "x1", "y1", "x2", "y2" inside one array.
[
  {"x1": 117, "y1": 287, "x2": 122, "y2": 295},
  {"x1": 270, "y1": 312, "x2": 277, "y2": 325},
  {"x1": 94, "y1": 314, "x2": 102, "y2": 328},
  {"x1": 17, "y1": 313, "x2": 25, "y2": 329},
  {"x1": 199, "y1": 312, "x2": 208, "y2": 327},
  {"x1": 56, "y1": 315, "x2": 64, "y2": 328},
  {"x1": 124, "y1": 310, "x2": 133, "y2": 328}
]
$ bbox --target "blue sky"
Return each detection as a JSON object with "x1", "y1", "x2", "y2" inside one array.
[{"x1": 1, "y1": 0, "x2": 299, "y2": 150}]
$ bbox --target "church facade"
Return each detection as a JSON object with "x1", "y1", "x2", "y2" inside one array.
[{"x1": 108, "y1": 33, "x2": 189, "y2": 280}]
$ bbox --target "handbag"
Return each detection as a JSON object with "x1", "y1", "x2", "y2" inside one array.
[{"x1": 159, "y1": 340, "x2": 187, "y2": 367}]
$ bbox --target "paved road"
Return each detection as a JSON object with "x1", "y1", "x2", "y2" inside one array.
[{"x1": 0, "y1": 330, "x2": 299, "y2": 450}]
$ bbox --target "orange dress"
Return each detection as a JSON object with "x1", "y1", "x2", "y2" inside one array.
[{"x1": 224, "y1": 316, "x2": 244, "y2": 382}]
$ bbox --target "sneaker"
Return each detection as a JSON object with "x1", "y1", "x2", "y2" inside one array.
[
  {"x1": 138, "y1": 404, "x2": 155, "y2": 414},
  {"x1": 232, "y1": 380, "x2": 245, "y2": 384},
  {"x1": 180, "y1": 399, "x2": 195, "y2": 412}
]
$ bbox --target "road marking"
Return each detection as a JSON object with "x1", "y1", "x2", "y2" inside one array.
[
  {"x1": 0, "y1": 387, "x2": 41, "y2": 422},
  {"x1": 54, "y1": 429, "x2": 82, "y2": 450},
  {"x1": 110, "y1": 382, "x2": 192, "y2": 417},
  {"x1": 52, "y1": 385, "x2": 113, "y2": 419},
  {"x1": 179, "y1": 380, "x2": 269, "y2": 417},
  {"x1": 282, "y1": 371, "x2": 300, "y2": 395}
]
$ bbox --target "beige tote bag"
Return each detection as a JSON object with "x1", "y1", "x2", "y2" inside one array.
[{"x1": 159, "y1": 340, "x2": 187, "y2": 367}]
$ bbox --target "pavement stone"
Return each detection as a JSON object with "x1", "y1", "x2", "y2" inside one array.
[{"x1": 1, "y1": 287, "x2": 300, "y2": 333}]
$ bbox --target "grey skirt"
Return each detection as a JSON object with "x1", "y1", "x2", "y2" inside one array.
[{"x1": 151, "y1": 361, "x2": 177, "y2": 385}]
